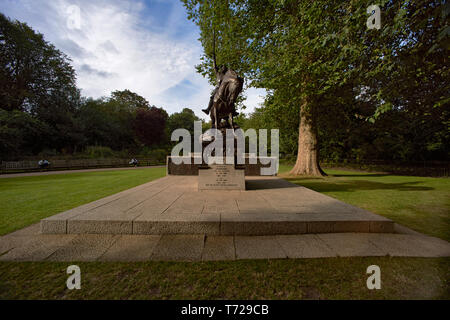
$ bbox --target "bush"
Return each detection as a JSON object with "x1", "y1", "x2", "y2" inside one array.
[
  {"x1": 0, "y1": 109, "x2": 46, "y2": 160},
  {"x1": 84, "y1": 146, "x2": 115, "y2": 159},
  {"x1": 148, "y1": 149, "x2": 167, "y2": 163},
  {"x1": 37, "y1": 149, "x2": 58, "y2": 158},
  {"x1": 281, "y1": 154, "x2": 296, "y2": 164},
  {"x1": 116, "y1": 149, "x2": 132, "y2": 159}
]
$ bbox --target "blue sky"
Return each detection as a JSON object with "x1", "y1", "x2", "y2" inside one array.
[{"x1": 0, "y1": 0, "x2": 265, "y2": 118}]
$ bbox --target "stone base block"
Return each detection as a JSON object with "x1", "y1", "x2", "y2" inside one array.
[{"x1": 198, "y1": 164, "x2": 245, "y2": 191}]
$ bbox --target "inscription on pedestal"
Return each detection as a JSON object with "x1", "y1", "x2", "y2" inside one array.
[{"x1": 198, "y1": 164, "x2": 245, "y2": 190}]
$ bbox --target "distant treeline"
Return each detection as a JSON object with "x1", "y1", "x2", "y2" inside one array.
[{"x1": 0, "y1": 13, "x2": 205, "y2": 161}]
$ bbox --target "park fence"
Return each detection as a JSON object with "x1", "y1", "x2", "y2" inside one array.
[
  {"x1": 0, "y1": 158, "x2": 164, "y2": 174},
  {"x1": 2, "y1": 158, "x2": 449, "y2": 177}
]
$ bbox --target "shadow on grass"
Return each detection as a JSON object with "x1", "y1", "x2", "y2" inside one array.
[
  {"x1": 284, "y1": 178, "x2": 434, "y2": 193},
  {"x1": 330, "y1": 173, "x2": 390, "y2": 178}
]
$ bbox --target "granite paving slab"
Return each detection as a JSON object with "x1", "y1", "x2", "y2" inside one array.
[{"x1": 40, "y1": 176, "x2": 395, "y2": 235}]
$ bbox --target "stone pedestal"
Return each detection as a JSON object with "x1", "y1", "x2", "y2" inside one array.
[
  {"x1": 166, "y1": 155, "x2": 277, "y2": 176},
  {"x1": 198, "y1": 164, "x2": 245, "y2": 191}
]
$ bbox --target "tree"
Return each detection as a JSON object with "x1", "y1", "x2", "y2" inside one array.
[
  {"x1": 166, "y1": 108, "x2": 201, "y2": 151},
  {"x1": 183, "y1": 0, "x2": 447, "y2": 175},
  {"x1": 377, "y1": 0, "x2": 449, "y2": 161},
  {"x1": 76, "y1": 91, "x2": 168, "y2": 152},
  {"x1": 133, "y1": 106, "x2": 168, "y2": 147},
  {"x1": 166, "y1": 108, "x2": 201, "y2": 137},
  {"x1": 77, "y1": 97, "x2": 135, "y2": 151},
  {"x1": 0, "y1": 12, "x2": 80, "y2": 154},
  {"x1": 110, "y1": 89, "x2": 150, "y2": 111},
  {"x1": 0, "y1": 13, "x2": 79, "y2": 113},
  {"x1": 0, "y1": 109, "x2": 46, "y2": 159}
]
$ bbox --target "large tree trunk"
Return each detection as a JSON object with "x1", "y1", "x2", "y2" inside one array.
[{"x1": 289, "y1": 97, "x2": 326, "y2": 176}]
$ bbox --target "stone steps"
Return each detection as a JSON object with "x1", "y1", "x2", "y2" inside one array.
[{"x1": 40, "y1": 176, "x2": 394, "y2": 235}]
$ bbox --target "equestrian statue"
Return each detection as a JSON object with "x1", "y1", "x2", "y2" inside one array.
[{"x1": 202, "y1": 32, "x2": 244, "y2": 130}]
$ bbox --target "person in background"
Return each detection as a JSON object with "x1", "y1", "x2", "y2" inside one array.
[
  {"x1": 129, "y1": 158, "x2": 139, "y2": 167},
  {"x1": 38, "y1": 159, "x2": 50, "y2": 170}
]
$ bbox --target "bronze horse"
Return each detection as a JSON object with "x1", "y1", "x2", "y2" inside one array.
[{"x1": 210, "y1": 68, "x2": 244, "y2": 129}]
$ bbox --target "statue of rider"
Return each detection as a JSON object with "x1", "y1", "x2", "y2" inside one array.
[{"x1": 202, "y1": 64, "x2": 238, "y2": 117}]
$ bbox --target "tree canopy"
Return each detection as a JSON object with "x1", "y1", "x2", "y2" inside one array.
[
  {"x1": 0, "y1": 13, "x2": 79, "y2": 113},
  {"x1": 183, "y1": 0, "x2": 449, "y2": 173}
]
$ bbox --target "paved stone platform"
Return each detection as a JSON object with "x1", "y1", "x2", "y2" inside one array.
[
  {"x1": 40, "y1": 176, "x2": 395, "y2": 235},
  {"x1": 1, "y1": 223, "x2": 449, "y2": 261}
]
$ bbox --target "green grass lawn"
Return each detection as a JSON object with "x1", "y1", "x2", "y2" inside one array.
[
  {"x1": 0, "y1": 168, "x2": 166, "y2": 235},
  {"x1": 2, "y1": 165, "x2": 447, "y2": 240},
  {"x1": 279, "y1": 164, "x2": 450, "y2": 241},
  {"x1": 0, "y1": 166, "x2": 449, "y2": 300},
  {"x1": 0, "y1": 257, "x2": 448, "y2": 299}
]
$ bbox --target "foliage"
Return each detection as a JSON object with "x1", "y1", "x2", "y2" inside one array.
[
  {"x1": 188, "y1": 0, "x2": 449, "y2": 163},
  {"x1": 75, "y1": 97, "x2": 135, "y2": 152},
  {"x1": 147, "y1": 148, "x2": 168, "y2": 163},
  {"x1": 166, "y1": 107, "x2": 201, "y2": 140},
  {"x1": 84, "y1": 146, "x2": 116, "y2": 159},
  {"x1": 133, "y1": 106, "x2": 168, "y2": 148},
  {"x1": 0, "y1": 13, "x2": 79, "y2": 113},
  {"x1": 0, "y1": 109, "x2": 46, "y2": 158},
  {"x1": 110, "y1": 89, "x2": 150, "y2": 111},
  {"x1": 0, "y1": 12, "x2": 82, "y2": 155}
]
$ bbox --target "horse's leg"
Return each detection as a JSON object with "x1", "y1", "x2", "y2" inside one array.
[
  {"x1": 213, "y1": 107, "x2": 218, "y2": 129},
  {"x1": 211, "y1": 108, "x2": 216, "y2": 129},
  {"x1": 228, "y1": 112, "x2": 234, "y2": 129}
]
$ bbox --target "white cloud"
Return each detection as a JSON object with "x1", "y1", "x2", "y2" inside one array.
[
  {"x1": 244, "y1": 87, "x2": 266, "y2": 113},
  {"x1": 0, "y1": 0, "x2": 266, "y2": 117},
  {"x1": 52, "y1": 0, "x2": 197, "y2": 102}
]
